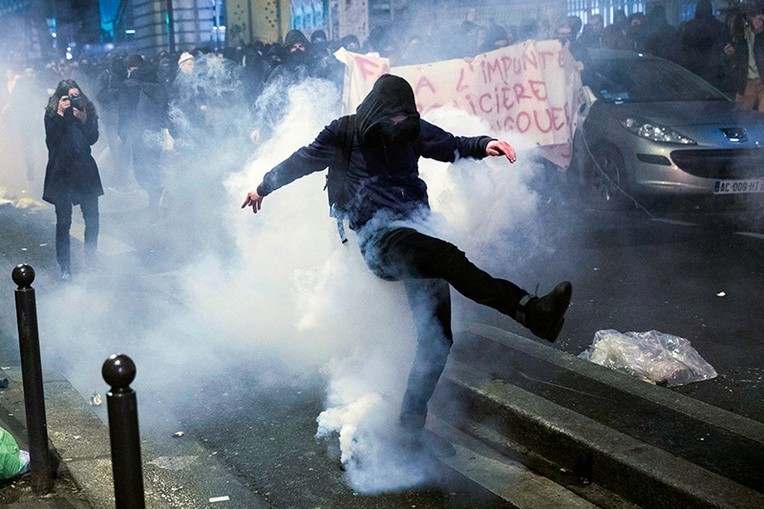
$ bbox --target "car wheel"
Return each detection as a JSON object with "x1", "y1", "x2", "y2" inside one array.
[{"x1": 587, "y1": 144, "x2": 630, "y2": 209}]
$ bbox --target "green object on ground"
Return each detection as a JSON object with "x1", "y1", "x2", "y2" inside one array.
[{"x1": 0, "y1": 426, "x2": 24, "y2": 479}]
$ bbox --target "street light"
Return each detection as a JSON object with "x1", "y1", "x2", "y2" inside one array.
[
  {"x1": 212, "y1": 0, "x2": 222, "y2": 50},
  {"x1": 166, "y1": 0, "x2": 176, "y2": 54}
]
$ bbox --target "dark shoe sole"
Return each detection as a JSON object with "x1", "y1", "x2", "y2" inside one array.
[{"x1": 530, "y1": 281, "x2": 572, "y2": 342}]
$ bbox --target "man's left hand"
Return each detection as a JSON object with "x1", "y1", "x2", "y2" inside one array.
[{"x1": 486, "y1": 139, "x2": 516, "y2": 164}]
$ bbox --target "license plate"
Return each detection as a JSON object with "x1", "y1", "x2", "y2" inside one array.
[{"x1": 713, "y1": 178, "x2": 764, "y2": 194}]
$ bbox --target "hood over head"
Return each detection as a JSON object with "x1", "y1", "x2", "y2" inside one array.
[
  {"x1": 355, "y1": 74, "x2": 421, "y2": 146},
  {"x1": 694, "y1": 0, "x2": 714, "y2": 19},
  {"x1": 284, "y1": 29, "x2": 309, "y2": 50},
  {"x1": 485, "y1": 24, "x2": 509, "y2": 46}
]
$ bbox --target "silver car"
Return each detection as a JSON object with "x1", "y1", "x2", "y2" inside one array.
[{"x1": 571, "y1": 49, "x2": 764, "y2": 210}]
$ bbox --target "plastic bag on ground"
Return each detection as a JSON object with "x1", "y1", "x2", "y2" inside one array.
[
  {"x1": 578, "y1": 330, "x2": 717, "y2": 387},
  {"x1": 0, "y1": 426, "x2": 29, "y2": 480}
]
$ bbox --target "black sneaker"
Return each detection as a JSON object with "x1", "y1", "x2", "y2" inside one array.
[{"x1": 518, "y1": 281, "x2": 572, "y2": 342}]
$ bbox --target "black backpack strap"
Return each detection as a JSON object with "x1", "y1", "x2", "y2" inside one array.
[
  {"x1": 341, "y1": 115, "x2": 355, "y2": 171},
  {"x1": 326, "y1": 114, "x2": 355, "y2": 244},
  {"x1": 324, "y1": 115, "x2": 353, "y2": 193}
]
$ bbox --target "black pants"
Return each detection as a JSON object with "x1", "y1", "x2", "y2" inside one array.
[
  {"x1": 361, "y1": 227, "x2": 528, "y2": 429},
  {"x1": 124, "y1": 133, "x2": 163, "y2": 208},
  {"x1": 54, "y1": 196, "x2": 99, "y2": 273}
]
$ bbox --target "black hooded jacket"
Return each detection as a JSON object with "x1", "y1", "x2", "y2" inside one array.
[
  {"x1": 117, "y1": 66, "x2": 167, "y2": 139},
  {"x1": 678, "y1": 1, "x2": 727, "y2": 87},
  {"x1": 257, "y1": 74, "x2": 493, "y2": 231},
  {"x1": 266, "y1": 29, "x2": 312, "y2": 84}
]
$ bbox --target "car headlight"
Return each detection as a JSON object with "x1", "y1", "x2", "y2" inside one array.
[{"x1": 620, "y1": 117, "x2": 697, "y2": 145}]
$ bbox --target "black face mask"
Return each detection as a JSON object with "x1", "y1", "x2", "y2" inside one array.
[
  {"x1": 366, "y1": 114, "x2": 421, "y2": 145},
  {"x1": 287, "y1": 48, "x2": 307, "y2": 65}
]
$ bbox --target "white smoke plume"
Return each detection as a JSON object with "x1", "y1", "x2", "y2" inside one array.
[
  {"x1": 224, "y1": 80, "x2": 544, "y2": 491},
  {"x1": 17, "y1": 70, "x2": 543, "y2": 494},
  {"x1": 0, "y1": 66, "x2": 49, "y2": 201}
]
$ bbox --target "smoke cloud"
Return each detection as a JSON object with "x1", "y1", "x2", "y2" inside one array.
[
  {"x1": 3, "y1": 58, "x2": 544, "y2": 494},
  {"x1": 223, "y1": 80, "x2": 545, "y2": 491}
]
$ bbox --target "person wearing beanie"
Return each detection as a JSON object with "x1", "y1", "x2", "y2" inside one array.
[
  {"x1": 310, "y1": 29, "x2": 327, "y2": 44},
  {"x1": 177, "y1": 51, "x2": 195, "y2": 76}
]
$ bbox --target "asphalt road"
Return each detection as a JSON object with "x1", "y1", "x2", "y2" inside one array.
[
  {"x1": 159, "y1": 196, "x2": 763, "y2": 507},
  {"x1": 463, "y1": 200, "x2": 764, "y2": 423},
  {"x1": 0, "y1": 191, "x2": 762, "y2": 508}
]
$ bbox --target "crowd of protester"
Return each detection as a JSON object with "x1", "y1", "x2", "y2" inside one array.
[
  {"x1": 555, "y1": 0, "x2": 764, "y2": 108},
  {"x1": 1, "y1": 0, "x2": 762, "y2": 218}
]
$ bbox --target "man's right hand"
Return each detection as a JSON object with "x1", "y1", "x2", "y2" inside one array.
[{"x1": 242, "y1": 189, "x2": 264, "y2": 213}]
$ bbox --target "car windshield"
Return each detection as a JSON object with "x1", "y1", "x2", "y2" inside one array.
[{"x1": 587, "y1": 57, "x2": 728, "y2": 103}]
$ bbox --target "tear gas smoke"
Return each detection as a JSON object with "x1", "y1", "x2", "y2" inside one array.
[
  {"x1": 0, "y1": 66, "x2": 49, "y2": 200},
  {"x1": 229, "y1": 80, "x2": 548, "y2": 491},
  {"x1": 3, "y1": 61, "x2": 546, "y2": 494}
]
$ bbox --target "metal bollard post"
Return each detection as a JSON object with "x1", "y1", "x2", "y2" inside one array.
[
  {"x1": 11, "y1": 264, "x2": 54, "y2": 494},
  {"x1": 102, "y1": 354, "x2": 145, "y2": 509}
]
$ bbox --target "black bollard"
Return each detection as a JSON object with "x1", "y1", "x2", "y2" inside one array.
[
  {"x1": 103, "y1": 354, "x2": 145, "y2": 509},
  {"x1": 11, "y1": 264, "x2": 54, "y2": 494}
]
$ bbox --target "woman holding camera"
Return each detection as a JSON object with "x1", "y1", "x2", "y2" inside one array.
[{"x1": 43, "y1": 79, "x2": 103, "y2": 281}]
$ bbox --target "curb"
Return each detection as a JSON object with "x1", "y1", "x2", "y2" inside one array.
[
  {"x1": 0, "y1": 367, "x2": 270, "y2": 509},
  {"x1": 432, "y1": 324, "x2": 764, "y2": 509}
]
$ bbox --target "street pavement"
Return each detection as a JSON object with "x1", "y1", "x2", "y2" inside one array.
[
  {"x1": 0, "y1": 190, "x2": 271, "y2": 508},
  {"x1": 0, "y1": 185, "x2": 762, "y2": 507}
]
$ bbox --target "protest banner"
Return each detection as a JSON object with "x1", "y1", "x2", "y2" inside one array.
[{"x1": 335, "y1": 40, "x2": 583, "y2": 168}]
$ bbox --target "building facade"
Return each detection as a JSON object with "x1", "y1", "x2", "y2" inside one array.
[
  {"x1": 110, "y1": 0, "x2": 749, "y2": 55},
  {"x1": 567, "y1": 0, "x2": 749, "y2": 25},
  {"x1": 225, "y1": 0, "x2": 367, "y2": 47},
  {"x1": 113, "y1": 0, "x2": 222, "y2": 53}
]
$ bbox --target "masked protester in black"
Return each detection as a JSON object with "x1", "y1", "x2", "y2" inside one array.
[
  {"x1": 242, "y1": 74, "x2": 572, "y2": 448},
  {"x1": 251, "y1": 30, "x2": 315, "y2": 145},
  {"x1": 43, "y1": 79, "x2": 103, "y2": 281}
]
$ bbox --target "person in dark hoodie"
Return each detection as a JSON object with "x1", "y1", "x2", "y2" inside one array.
[
  {"x1": 43, "y1": 79, "x2": 103, "y2": 281},
  {"x1": 479, "y1": 23, "x2": 512, "y2": 53},
  {"x1": 641, "y1": 4, "x2": 680, "y2": 63},
  {"x1": 250, "y1": 30, "x2": 315, "y2": 144},
  {"x1": 94, "y1": 54, "x2": 128, "y2": 188},
  {"x1": 242, "y1": 74, "x2": 572, "y2": 452},
  {"x1": 678, "y1": 0, "x2": 727, "y2": 89},
  {"x1": 117, "y1": 54, "x2": 168, "y2": 216},
  {"x1": 266, "y1": 29, "x2": 313, "y2": 84}
]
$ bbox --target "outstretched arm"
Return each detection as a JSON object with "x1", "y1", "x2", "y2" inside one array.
[
  {"x1": 486, "y1": 139, "x2": 516, "y2": 164},
  {"x1": 241, "y1": 189, "x2": 264, "y2": 213},
  {"x1": 241, "y1": 118, "x2": 344, "y2": 216}
]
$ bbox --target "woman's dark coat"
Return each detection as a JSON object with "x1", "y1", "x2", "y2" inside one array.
[{"x1": 42, "y1": 105, "x2": 103, "y2": 205}]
